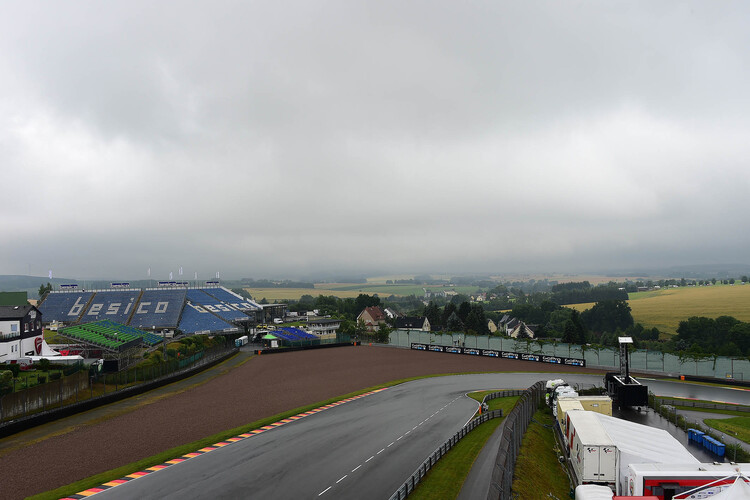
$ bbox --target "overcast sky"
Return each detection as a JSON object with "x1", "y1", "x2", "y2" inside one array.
[{"x1": 1, "y1": 1, "x2": 749, "y2": 280}]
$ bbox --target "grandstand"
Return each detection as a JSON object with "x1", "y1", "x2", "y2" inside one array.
[
  {"x1": 178, "y1": 302, "x2": 239, "y2": 335},
  {"x1": 128, "y1": 288, "x2": 187, "y2": 330},
  {"x1": 201, "y1": 287, "x2": 261, "y2": 312},
  {"x1": 268, "y1": 327, "x2": 319, "y2": 345},
  {"x1": 79, "y1": 290, "x2": 141, "y2": 323},
  {"x1": 38, "y1": 291, "x2": 94, "y2": 323},
  {"x1": 59, "y1": 321, "x2": 162, "y2": 350},
  {"x1": 185, "y1": 289, "x2": 253, "y2": 323},
  {"x1": 39, "y1": 286, "x2": 258, "y2": 337}
]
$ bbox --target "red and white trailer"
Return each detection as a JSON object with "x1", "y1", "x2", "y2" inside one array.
[{"x1": 626, "y1": 463, "x2": 750, "y2": 498}]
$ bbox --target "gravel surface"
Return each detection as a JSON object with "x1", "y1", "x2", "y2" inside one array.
[{"x1": 1, "y1": 345, "x2": 598, "y2": 499}]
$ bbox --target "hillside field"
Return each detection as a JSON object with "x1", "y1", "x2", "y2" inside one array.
[
  {"x1": 245, "y1": 283, "x2": 479, "y2": 302},
  {"x1": 567, "y1": 284, "x2": 750, "y2": 335}
]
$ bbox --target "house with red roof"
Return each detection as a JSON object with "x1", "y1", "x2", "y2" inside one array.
[{"x1": 357, "y1": 306, "x2": 387, "y2": 332}]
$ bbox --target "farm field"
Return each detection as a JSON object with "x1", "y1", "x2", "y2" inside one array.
[
  {"x1": 244, "y1": 288, "x2": 364, "y2": 301},
  {"x1": 320, "y1": 283, "x2": 479, "y2": 296},
  {"x1": 245, "y1": 283, "x2": 479, "y2": 301},
  {"x1": 567, "y1": 284, "x2": 750, "y2": 335}
]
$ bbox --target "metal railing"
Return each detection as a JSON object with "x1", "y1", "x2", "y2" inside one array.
[
  {"x1": 388, "y1": 408, "x2": 505, "y2": 500},
  {"x1": 656, "y1": 397, "x2": 750, "y2": 413}
]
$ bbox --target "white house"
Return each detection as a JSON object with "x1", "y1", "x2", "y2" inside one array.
[{"x1": 0, "y1": 305, "x2": 45, "y2": 362}]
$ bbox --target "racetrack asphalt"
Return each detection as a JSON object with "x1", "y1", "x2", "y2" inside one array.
[{"x1": 0, "y1": 344, "x2": 599, "y2": 499}]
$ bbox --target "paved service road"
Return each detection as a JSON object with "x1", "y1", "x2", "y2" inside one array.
[{"x1": 94, "y1": 373, "x2": 747, "y2": 500}]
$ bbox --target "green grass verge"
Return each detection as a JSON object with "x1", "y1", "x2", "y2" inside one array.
[
  {"x1": 703, "y1": 417, "x2": 750, "y2": 444},
  {"x1": 408, "y1": 396, "x2": 520, "y2": 500},
  {"x1": 30, "y1": 372, "x2": 513, "y2": 500},
  {"x1": 511, "y1": 407, "x2": 571, "y2": 499},
  {"x1": 467, "y1": 391, "x2": 522, "y2": 417}
]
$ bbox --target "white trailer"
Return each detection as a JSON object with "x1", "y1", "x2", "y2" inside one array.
[
  {"x1": 567, "y1": 411, "x2": 699, "y2": 494},
  {"x1": 235, "y1": 335, "x2": 249, "y2": 347},
  {"x1": 568, "y1": 411, "x2": 619, "y2": 489}
]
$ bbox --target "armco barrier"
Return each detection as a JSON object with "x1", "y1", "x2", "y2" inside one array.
[
  {"x1": 387, "y1": 388, "x2": 531, "y2": 500},
  {"x1": 487, "y1": 381, "x2": 545, "y2": 500},
  {"x1": 657, "y1": 397, "x2": 750, "y2": 413},
  {"x1": 388, "y1": 409, "x2": 504, "y2": 500}
]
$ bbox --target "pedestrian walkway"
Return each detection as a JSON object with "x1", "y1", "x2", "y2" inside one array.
[
  {"x1": 457, "y1": 418, "x2": 508, "y2": 500},
  {"x1": 677, "y1": 408, "x2": 750, "y2": 456},
  {"x1": 0, "y1": 349, "x2": 253, "y2": 458}
]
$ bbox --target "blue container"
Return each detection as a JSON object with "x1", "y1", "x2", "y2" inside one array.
[
  {"x1": 715, "y1": 441, "x2": 726, "y2": 457},
  {"x1": 688, "y1": 429, "x2": 705, "y2": 443}
]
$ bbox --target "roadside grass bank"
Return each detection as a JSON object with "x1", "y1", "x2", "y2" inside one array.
[
  {"x1": 408, "y1": 395, "x2": 519, "y2": 500},
  {"x1": 510, "y1": 406, "x2": 570, "y2": 499},
  {"x1": 703, "y1": 416, "x2": 750, "y2": 445},
  {"x1": 32, "y1": 372, "x2": 513, "y2": 500}
]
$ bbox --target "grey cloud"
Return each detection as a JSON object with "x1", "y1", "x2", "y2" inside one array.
[{"x1": 1, "y1": 1, "x2": 749, "y2": 279}]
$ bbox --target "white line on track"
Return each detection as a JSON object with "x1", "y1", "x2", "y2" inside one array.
[
  {"x1": 397, "y1": 435, "x2": 403, "y2": 441},
  {"x1": 352, "y1": 465, "x2": 362, "y2": 472},
  {"x1": 365, "y1": 456, "x2": 374, "y2": 462},
  {"x1": 388, "y1": 442, "x2": 394, "y2": 447},
  {"x1": 377, "y1": 448, "x2": 385, "y2": 454},
  {"x1": 319, "y1": 486, "x2": 332, "y2": 496},
  {"x1": 336, "y1": 475, "x2": 347, "y2": 483},
  {"x1": 405, "y1": 430, "x2": 410, "y2": 435}
]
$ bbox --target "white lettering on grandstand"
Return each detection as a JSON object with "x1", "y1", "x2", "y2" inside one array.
[
  {"x1": 134, "y1": 301, "x2": 170, "y2": 314},
  {"x1": 69, "y1": 296, "x2": 87, "y2": 316},
  {"x1": 124, "y1": 302, "x2": 132, "y2": 315},
  {"x1": 106, "y1": 303, "x2": 121, "y2": 315},
  {"x1": 205, "y1": 305, "x2": 218, "y2": 313},
  {"x1": 187, "y1": 302, "x2": 207, "y2": 313},
  {"x1": 88, "y1": 304, "x2": 103, "y2": 315},
  {"x1": 217, "y1": 304, "x2": 231, "y2": 312}
]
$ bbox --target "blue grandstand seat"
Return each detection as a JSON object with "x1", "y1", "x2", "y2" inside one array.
[
  {"x1": 269, "y1": 330, "x2": 296, "y2": 341},
  {"x1": 185, "y1": 289, "x2": 251, "y2": 322},
  {"x1": 39, "y1": 291, "x2": 94, "y2": 323},
  {"x1": 80, "y1": 290, "x2": 141, "y2": 324},
  {"x1": 280, "y1": 327, "x2": 317, "y2": 340},
  {"x1": 178, "y1": 302, "x2": 238, "y2": 334},
  {"x1": 202, "y1": 287, "x2": 261, "y2": 311},
  {"x1": 128, "y1": 288, "x2": 187, "y2": 329}
]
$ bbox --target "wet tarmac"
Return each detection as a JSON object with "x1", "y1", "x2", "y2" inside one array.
[
  {"x1": 614, "y1": 406, "x2": 728, "y2": 463},
  {"x1": 643, "y1": 377, "x2": 749, "y2": 405}
]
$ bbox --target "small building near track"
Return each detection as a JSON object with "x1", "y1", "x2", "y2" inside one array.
[
  {"x1": 307, "y1": 318, "x2": 341, "y2": 336},
  {"x1": 0, "y1": 305, "x2": 44, "y2": 360}
]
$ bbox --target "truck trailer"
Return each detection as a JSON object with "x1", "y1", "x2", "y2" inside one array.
[
  {"x1": 626, "y1": 462, "x2": 750, "y2": 498},
  {"x1": 566, "y1": 411, "x2": 699, "y2": 494}
]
